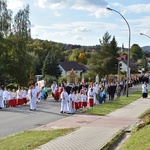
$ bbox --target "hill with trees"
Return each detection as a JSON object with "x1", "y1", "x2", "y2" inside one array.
[{"x1": 0, "y1": 0, "x2": 149, "y2": 86}]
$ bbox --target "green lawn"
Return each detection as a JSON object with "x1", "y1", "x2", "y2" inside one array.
[
  {"x1": 84, "y1": 90, "x2": 142, "y2": 115},
  {"x1": 120, "y1": 109, "x2": 150, "y2": 150},
  {"x1": 120, "y1": 125, "x2": 150, "y2": 150},
  {"x1": 0, "y1": 128, "x2": 75, "y2": 150}
]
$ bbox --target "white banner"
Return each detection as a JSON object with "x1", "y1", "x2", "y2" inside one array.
[{"x1": 37, "y1": 80, "x2": 45, "y2": 88}]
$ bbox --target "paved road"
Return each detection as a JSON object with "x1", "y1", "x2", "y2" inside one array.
[
  {"x1": 0, "y1": 85, "x2": 142, "y2": 139},
  {"x1": 0, "y1": 98, "x2": 69, "y2": 139}
]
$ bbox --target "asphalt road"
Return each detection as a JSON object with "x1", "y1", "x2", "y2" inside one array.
[
  {"x1": 0, "y1": 98, "x2": 68, "y2": 139},
  {"x1": 0, "y1": 84, "x2": 142, "y2": 139}
]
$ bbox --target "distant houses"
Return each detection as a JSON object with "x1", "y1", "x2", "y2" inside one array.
[
  {"x1": 117, "y1": 53, "x2": 137, "y2": 74},
  {"x1": 59, "y1": 61, "x2": 88, "y2": 77}
]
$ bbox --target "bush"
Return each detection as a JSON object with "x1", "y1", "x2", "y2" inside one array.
[
  {"x1": 44, "y1": 75, "x2": 57, "y2": 86},
  {"x1": 6, "y1": 83, "x2": 18, "y2": 90},
  {"x1": 58, "y1": 76, "x2": 67, "y2": 85}
]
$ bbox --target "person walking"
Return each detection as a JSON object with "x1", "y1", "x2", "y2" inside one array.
[
  {"x1": 0, "y1": 86, "x2": 3, "y2": 109},
  {"x1": 68, "y1": 90, "x2": 74, "y2": 114},
  {"x1": 142, "y1": 81, "x2": 148, "y2": 98},
  {"x1": 60, "y1": 87, "x2": 68, "y2": 113},
  {"x1": 3, "y1": 87, "x2": 8, "y2": 107},
  {"x1": 87, "y1": 88, "x2": 94, "y2": 107},
  {"x1": 51, "y1": 81, "x2": 57, "y2": 98}
]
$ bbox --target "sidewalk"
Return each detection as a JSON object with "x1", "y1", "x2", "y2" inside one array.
[{"x1": 34, "y1": 90, "x2": 150, "y2": 150}]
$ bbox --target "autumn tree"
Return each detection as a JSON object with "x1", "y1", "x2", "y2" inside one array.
[{"x1": 78, "y1": 52, "x2": 87, "y2": 64}]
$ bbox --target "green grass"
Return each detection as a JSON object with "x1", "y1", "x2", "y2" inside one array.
[
  {"x1": 0, "y1": 128, "x2": 75, "y2": 150},
  {"x1": 139, "y1": 108, "x2": 150, "y2": 119},
  {"x1": 120, "y1": 125, "x2": 150, "y2": 150},
  {"x1": 84, "y1": 90, "x2": 142, "y2": 116}
]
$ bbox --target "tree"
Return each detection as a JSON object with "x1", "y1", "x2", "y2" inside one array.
[
  {"x1": 69, "y1": 49, "x2": 79, "y2": 61},
  {"x1": 9, "y1": 5, "x2": 31, "y2": 85},
  {"x1": 0, "y1": 0, "x2": 12, "y2": 38},
  {"x1": 138, "y1": 54, "x2": 148, "y2": 72},
  {"x1": 0, "y1": 0, "x2": 12, "y2": 84},
  {"x1": 78, "y1": 52, "x2": 87, "y2": 64},
  {"x1": 42, "y1": 52, "x2": 62, "y2": 79},
  {"x1": 89, "y1": 32, "x2": 119, "y2": 79},
  {"x1": 130, "y1": 44, "x2": 143, "y2": 62}
]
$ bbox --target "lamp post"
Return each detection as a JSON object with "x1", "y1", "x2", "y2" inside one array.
[
  {"x1": 140, "y1": 33, "x2": 150, "y2": 39},
  {"x1": 106, "y1": 7, "x2": 131, "y2": 97}
]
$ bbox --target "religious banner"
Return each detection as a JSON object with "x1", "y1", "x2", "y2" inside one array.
[{"x1": 37, "y1": 80, "x2": 45, "y2": 88}]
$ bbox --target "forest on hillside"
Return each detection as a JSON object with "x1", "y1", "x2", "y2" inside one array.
[{"x1": 0, "y1": 1, "x2": 149, "y2": 87}]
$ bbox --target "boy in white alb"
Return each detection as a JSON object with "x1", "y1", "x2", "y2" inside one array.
[
  {"x1": 60, "y1": 87, "x2": 68, "y2": 113},
  {"x1": 0, "y1": 87, "x2": 3, "y2": 109},
  {"x1": 87, "y1": 88, "x2": 94, "y2": 107},
  {"x1": 68, "y1": 90, "x2": 74, "y2": 114},
  {"x1": 3, "y1": 88, "x2": 8, "y2": 107},
  {"x1": 81, "y1": 91, "x2": 87, "y2": 108}
]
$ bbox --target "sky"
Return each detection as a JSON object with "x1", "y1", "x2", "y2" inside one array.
[{"x1": 7, "y1": 0, "x2": 150, "y2": 48}]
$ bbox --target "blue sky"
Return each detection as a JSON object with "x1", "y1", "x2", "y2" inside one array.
[{"x1": 7, "y1": 0, "x2": 150, "y2": 48}]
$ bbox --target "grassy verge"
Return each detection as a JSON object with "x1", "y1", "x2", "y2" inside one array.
[
  {"x1": 0, "y1": 128, "x2": 75, "y2": 150},
  {"x1": 120, "y1": 124, "x2": 150, "y2": 150},
  {"x1": 103, "y1": 108, "x2": 150, "y2": 150},
  {"x1": 120, "y1": 109, "x2": 150, "y2": 150},
  {"x1": 84, "y1": 90, "x2": 142, "y2": 115},
  {"x1": 139, "y1": 108, "x2": 150, "y2": 119}
]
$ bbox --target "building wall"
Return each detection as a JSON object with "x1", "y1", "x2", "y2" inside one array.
[
  {"x1": 59, "y1": 65, "x2": 82, "y2": 77},
  {"x1": 120, "y1": 61, "x2": 131, "y2": 75}
]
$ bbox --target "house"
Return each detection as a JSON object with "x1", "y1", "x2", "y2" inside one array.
[
  {"x1": 119, "y1": 60, "x2": 137, "y2": 74},
  {"x1": 59, "y1": 61, "x2": 88, "y2": 77},
  {"x1": 117, "y1": 53, "x2": 137, "y2": 74}
]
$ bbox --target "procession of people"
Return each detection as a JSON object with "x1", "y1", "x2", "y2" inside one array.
[
  {"x1": 0, "y1": 83, "x2": 45, "y2": 110},
  {"x1": 0, "y1": 73, "x2": 149, "y2": 113}
]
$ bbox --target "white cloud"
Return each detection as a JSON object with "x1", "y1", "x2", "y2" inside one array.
[
  {"x1": 126, "y1": 4, "x2": 150, "y2": 14},
  {"x1": 109, "y1": 3, "x2": 150, "y2": 14},
  {"x1": 75, "y1": 27, "x2": 91, "y2": 33},
  {"x1": 30, "y1": 20, "x2": 120, "y2": 45},
  {"x1": 7, "y1": 0, "x2": 24, "y2": 10},
  {"x1": 35, "y1": 0, "x2": 108, "y2": 18},
  {"x1": 73, "y1": 35, "x2": 83, "y2": 41}
]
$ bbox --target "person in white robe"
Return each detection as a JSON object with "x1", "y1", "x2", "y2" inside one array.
[
  {"x1": 16, "y1": 87, "x2": 23, "y2": 106},
  {"x1": 93, "y1": 84, "x2": 98, "y2": 105},
  {"x1": 72, "y1": 91, "x2": 76, "y2": 113},
  {"x1": 0, "y1": 86, "x2": 4, "y2": 109},
  {"x1": 51, "y1": 81, "x2": 57, "y2": 98},
  {"x1": 7, "y1": 89, "x2": 12, "y2": 107},
  {"x1": 35, "y1": 83, "x2": 41, "y2": 102},
  {"x1": 142, "y1": 81, "x2": 148, "y2": 98},
  {"x1": 3, "y1": 88, "x2": 8, "y2": 107},
  {"x1": 81, "y1": 91, "x2": 87, "y2": 108},
  {"x1": 87, "y1": 88, "x2": 94, "y2": 107},
  {"x1": 60, "y1": 87, "x2": 68, "y2": 113},
  {"x1": 22, "y1": 87, "x2": 27, "y2": 104},
  {"x1": 30, "y1": 85, "x2": 37, "y2": 110},
  {"x1": 68, "y1": 90, "x2": 74, "y2": 114},
  {"x1": 11, "y1": 89, "x2": 17, "y2": 106}
]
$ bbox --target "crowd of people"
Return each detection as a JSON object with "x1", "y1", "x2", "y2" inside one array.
[
  {"x1": 0, "y1": 83, "x2": 48, "y2": 110},
  {"x1": 0, "y1": 74, "x2": 148, "y2": 112},
  {"x1": 50, "y1": 77, "x2": 142, "y2": 114}
]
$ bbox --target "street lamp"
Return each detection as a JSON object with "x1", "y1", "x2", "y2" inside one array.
[
  {"x1": 106, "y1": 7, "x2": 131, "y2": 97},
  {"x1": 140, "y1": 33, "x2": 150, "y2": 39}
]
